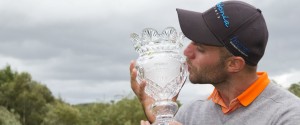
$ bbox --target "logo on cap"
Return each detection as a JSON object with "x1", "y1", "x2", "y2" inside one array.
[
  {"x1": 215, "y1": 2, "x2": 230, "y2": 28},
  {"x1": 230, "y1": 36, "x2": 249, "y2": 57}
]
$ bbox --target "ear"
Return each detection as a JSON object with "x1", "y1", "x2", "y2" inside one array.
[{"x1": 226, "y1": 56, "x2": 246, "y2": 73}]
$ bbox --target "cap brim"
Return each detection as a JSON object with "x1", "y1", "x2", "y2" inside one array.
[{"x1": 176, "y1": 8, "x2": 223, "y2": 46}]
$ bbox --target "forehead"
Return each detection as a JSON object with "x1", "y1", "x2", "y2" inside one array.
[{"x1": 193, "y1": 42, "x2": 223, "y2": 50}]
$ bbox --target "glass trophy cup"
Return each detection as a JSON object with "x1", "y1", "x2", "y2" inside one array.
[{"x1": 130, "y1": 27, "x2": 188, "y2": 125}]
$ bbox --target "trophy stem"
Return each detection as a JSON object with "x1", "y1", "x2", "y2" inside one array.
[{"x1": 151, "y1": 100, "x2": 178, "y2": 125}]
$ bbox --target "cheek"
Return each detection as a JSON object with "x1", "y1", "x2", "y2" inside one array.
[{"x1": 193, "y1": 53, "x2": 220, "y2": 66}]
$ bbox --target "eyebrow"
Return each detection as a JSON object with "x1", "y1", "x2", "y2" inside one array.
[{"x1": 193, "y1": 42, "x2": 205, "y2": 48}]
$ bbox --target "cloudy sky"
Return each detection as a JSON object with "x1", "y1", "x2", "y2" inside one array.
[{"x1": 0, "y1": 0, "x2": 300, "y2": 104}]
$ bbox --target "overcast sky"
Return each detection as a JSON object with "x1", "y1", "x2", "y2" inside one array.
[{"x1": 0, "y1": 0, "x2": 300, "y2": 104}]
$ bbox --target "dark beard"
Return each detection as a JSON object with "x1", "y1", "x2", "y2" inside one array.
[{"x1": 187, "y1": 58, "x2": 228, "y2": 84}]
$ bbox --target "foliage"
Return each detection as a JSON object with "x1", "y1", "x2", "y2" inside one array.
[
  {"x1": 0, "y1": 106, "x2": 21, "y2": 125},
  {"x1": 288, "y1": 82, "x2": 300, "y2": 98},
  {"x1": 76, "y1": 96, "x2": 147, "y2": 125},
  {"x1": 0, "y1": 66, "x2": 15, "y2": 86},
  {"x1": 42, "y1": 101, "x2": 81, "y2": 125},
  {"x1": 0, "y1": 66, "x2": 55, "y2": 125},
  {"x1": 0, "y1": 65, "x2": 150, "y2": 125},
  {"x1": 100, "y1": 97, "x2": 147, "y2": 125},
  {"x1": 76, "y1": 102, "x2": 110, "y2": 125}
]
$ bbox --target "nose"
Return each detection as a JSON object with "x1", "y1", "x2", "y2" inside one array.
[{"x1": 184, "y1": 42, "x2": 195, "y2": 59}]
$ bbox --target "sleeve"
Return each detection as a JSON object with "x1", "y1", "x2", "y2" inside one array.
[
  {"x1": 272, "y1": 102, "x2": 300, "y2": 125},
  {"x1": 274, "y1": 115, "x2": 300, "y2": 125}
]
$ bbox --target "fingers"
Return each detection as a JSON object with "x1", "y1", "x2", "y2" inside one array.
[
  {"x1": 129, "y1": 60, "x2": 146, "y2": 92},
  {"x1": 172, "y1": 94, "x2": 179, "y2": 102},
  {"x1": 169, "y1": 121, "x2": 183, "y2": 125},
  {"x1": 140, "y1": 80, "x2": 147, "y2": 92},
  {"x1": 130, "y1": 61, "x2": 155, "y2": 122},
  {"x1": 129, "y1": 60, "x2": 135, "y2": 74},
  {"x1": 130, "y1": 60, "x2": 139, "y2": 92},
  {"x1": 172, "y1": 86, "x2": 181, "y2": 102},
  {"x1": 130, "y1": 61, "x2": 147, "y2": 101},
  {"x1": 172, "y1": 80, "x2": 186, "y2": 101},
  {"x1": 140, "y1": 120, "x2": 151, "y2": 125},
  {"x1": 138, "y1": 80, "x2": 149, "y2": 102},
  {"x1": 130, "y1": 60, "x2": 137, "y2": 82}
]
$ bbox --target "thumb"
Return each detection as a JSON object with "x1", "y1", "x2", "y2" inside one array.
[
  {"x1": 140, "y1": 80, "x2": 147, "y2": 92},
  {"x1": 169, "y1": 121, "x2": 182, "y2": 125}
]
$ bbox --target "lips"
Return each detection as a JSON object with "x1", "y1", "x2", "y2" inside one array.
[
  {"x1": 186, "y1": 60, "x2": 192, "y2": 72},
  {"x1": 187, "y1": 65, "x2": 191, "y2": 71}
]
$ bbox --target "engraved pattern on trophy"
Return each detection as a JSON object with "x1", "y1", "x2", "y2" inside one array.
[{"x1": 131, "y1": 27, "x2": 187, "y2": 125}]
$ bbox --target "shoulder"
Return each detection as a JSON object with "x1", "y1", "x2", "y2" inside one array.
[
  {"x1": 260, "y1": 83, "x2": 300, "y2": 124},
  {"x1": 178, "y1": 95, "x2": 210, "y2": 112},
  {"x1": 175, "y1": 96, "x2": 211, "y2": 121},
  {"x1": 261, "y1": 82, "x2": 300, "y2": 104}
]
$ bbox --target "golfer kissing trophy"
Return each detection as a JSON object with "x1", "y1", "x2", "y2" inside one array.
[{"x1": 130, "y1": 27, "x2": 188, "y2": 125}]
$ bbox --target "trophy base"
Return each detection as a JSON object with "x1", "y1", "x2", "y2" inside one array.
[{"x1": 151, "y1": 100, "x2": 178, "y2": 125}]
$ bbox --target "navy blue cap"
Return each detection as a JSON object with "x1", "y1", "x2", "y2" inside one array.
[{"x1": 177, "y1": 1, "x2": 268, "y2": 66}]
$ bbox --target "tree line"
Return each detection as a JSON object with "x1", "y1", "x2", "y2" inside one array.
[
  {"x1": 0, "y1": 66, "x2": 146, "y2": 125},
  {"x1": 0, "y1": 65, "x2": 299, "y2": 125}
]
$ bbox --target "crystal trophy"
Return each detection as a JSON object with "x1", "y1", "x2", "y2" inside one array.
[{"x1": 130, "y1": 27, "x2": 188, "y2": 125}]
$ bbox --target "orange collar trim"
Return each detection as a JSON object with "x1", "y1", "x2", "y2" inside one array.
[
  {"x1": 208, "y1": 72, "x2": 270, "y2": 107},
  {"x1": 237, "y1": 72, "x2": 270, "y2": 106}
]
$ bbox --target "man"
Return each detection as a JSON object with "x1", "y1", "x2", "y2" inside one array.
[{"x1": 130, "y1": 1, "x2": 300, "y2": 124}]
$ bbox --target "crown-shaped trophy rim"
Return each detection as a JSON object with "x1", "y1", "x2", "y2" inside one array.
[{"x1": 130, "y1": 27, "x2": 185, "y2": 56}]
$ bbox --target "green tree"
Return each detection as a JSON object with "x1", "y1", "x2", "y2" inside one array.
[
  {"x1": 76, "y1": 97, "x2": 147, "y2": 125},
  {"x1": 109, "y1": 97, "x2": 147, "y2": 125},
  {"x1": 0, "y1": 66, "x2": 16, "y2": 85},
  {"x1": 288, "y1": 82, "x2": 300, "y2": 98},
  {"x1": 0, "y1": 106, "x2": 21, "y2": 125},
  {"x1": 70, "y1": 96, "x2": 147, "y2": 125},
  {"x1": 0, "y1": 66, "x2": 55, "y2": 125},
  {"x1": 76, "y1": 102, "x2": 110, "y2": 125},
  {"x1": 42, "y1": 101, "x2": 81, "y2": 125}
]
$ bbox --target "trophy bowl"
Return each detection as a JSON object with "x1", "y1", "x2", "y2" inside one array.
[{"x1": 130, "y1": 27, "x2": 188, "y2": 125}]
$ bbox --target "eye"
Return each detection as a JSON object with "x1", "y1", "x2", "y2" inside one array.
[
  {"x1": 196, "y1": 45, "x2": 205, "y2": 52},
  {"x1": 197, "y1": 47, "x2": 205, "y2": 53},
  {"x1": 191, "y1": 42, "x2": 205, "y2": 53}
]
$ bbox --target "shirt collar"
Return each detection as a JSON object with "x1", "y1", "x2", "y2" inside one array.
[
  {"x1": 208, "y1": 72, "x2": 270, "y2": 107},
  {"x1": 237, "y1": 72, "x2": 270, "y2": 106}
]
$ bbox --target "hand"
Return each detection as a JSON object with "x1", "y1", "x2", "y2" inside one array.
[
  {"x1": 130, "y1": 60, "x2": 182, "y2": 123},
  {"x1": 169, "y1": 121, "x2": 183, "y2": 125},
  {"x1": 140, "y1": 120, "x2": 151, "y2": 125},
  {"x1": 130, "y1": 60, "x2": 155, "y2": 122},
  {"x1": 140, "y1": 120, "x2": 182, "y2": 125}
]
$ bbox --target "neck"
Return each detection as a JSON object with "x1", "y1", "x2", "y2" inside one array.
[{"x1": 213, "y1": 71, "x2": 258, "y2": 107}]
